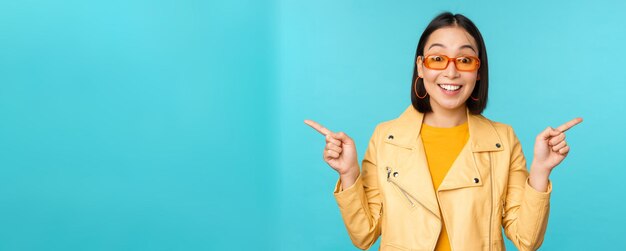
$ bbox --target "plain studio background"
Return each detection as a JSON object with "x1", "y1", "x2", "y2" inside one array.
[{"x1": 0, "y1": 0, "x2": 624, "y2": 250}]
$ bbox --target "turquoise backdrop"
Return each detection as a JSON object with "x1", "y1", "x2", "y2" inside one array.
[{"x1": 1, "y1": 0, "x2": 624, "y2": 250}]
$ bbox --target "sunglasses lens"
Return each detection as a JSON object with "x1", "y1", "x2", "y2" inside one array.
[
  {"x1": 424, "y1": 55, "x2": 480, "y2": 71},
  {"x1": 455, "y1": 57, "x2": 479, "y2": 71},
  {"x1": 424, "y1": 55, "x2": 448, "y2": 70}
]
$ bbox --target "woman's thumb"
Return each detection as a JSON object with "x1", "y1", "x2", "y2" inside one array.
[
  {"x1": 539, "y1": 126, "x2": 561, "y2": 140},
  {"x1": 333, "y1": 132, "x2": 354, "y2": 145}
]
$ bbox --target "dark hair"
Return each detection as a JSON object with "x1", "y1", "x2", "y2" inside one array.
[{"x1": 411, "y1": 12, "x2": 489, "y2": 114}]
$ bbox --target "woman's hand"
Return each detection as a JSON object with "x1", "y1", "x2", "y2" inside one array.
[
  {"x1": 529, "y1": 117, "x2": 583, "y2": 191},
  {"x1": 304, "y1": 120, "x2": 360, "y2": 189}
]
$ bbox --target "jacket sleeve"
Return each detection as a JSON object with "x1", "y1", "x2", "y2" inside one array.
[
  {"x1": 333, "y1": 126, "x2": 382, "y2": 250},
  {"x1": 502, "y1": 126, "x2": 552, "y2": 251}
]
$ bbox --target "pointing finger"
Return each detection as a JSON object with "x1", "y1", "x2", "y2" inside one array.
[
  {"x1": 556, "y1": 117, "x2": 583, "y2": 132},
  {"x1": 304, "y1": 119, "x2": 333, "y2": 136}
]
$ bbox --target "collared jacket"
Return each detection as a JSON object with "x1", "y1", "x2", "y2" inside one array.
[{"x1": 334, "y1": 105, "x2": 551, "y2": 251}]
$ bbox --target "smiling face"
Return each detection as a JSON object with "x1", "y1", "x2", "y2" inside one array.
[{"x1": 417, "y1": 26, "x2": 480, "y2": 114}]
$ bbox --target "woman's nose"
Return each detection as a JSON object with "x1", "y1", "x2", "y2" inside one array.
[{"x1": 444, "y1": 60, "x2": 460, "y2": 78}]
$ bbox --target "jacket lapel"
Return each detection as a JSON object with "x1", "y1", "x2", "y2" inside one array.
[
  {"x1": 384, "y1": 105, "x2": 506, "y2": 217},
  {"x1": 438, "y1": 109, "x2": 504, "y2": 191},
  {"x1": 383, "y1": 106, "x2": 440, "y2": 218}
]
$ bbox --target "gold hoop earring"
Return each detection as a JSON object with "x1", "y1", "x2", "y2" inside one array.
[{"x1": 414, "y1": 77, "x2": 427, "y2": 99}]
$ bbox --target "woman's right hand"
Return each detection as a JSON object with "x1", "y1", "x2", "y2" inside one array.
[{"x1": 304, "y1": 119, "x2": 360, "y2": 188}]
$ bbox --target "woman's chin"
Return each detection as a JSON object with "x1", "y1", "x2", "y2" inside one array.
[{"x1": 430, "y1": 98, "x2": 468, "y2": 111}]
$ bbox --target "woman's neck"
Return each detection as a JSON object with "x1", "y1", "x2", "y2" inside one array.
[{"x1": 423, "y1": 105, "x2": 468, "y2": 128}]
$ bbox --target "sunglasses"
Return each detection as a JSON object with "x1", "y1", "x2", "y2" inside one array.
[{"x1": 422, "y1": 55, "x2": 481, "y2": 72}]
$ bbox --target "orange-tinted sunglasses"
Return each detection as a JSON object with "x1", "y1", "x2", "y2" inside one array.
[{"x1": 422, "y1": 55, "x2": 481, "y2": 72}]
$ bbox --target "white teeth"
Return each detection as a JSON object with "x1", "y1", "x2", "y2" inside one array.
[{"x1": 439, "y1": 84, "x2": 461, "y2": 91}]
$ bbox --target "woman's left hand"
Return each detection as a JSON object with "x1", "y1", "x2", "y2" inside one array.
[{"x1": 532, "y1": 117, "x2": 583, "y2": 174}]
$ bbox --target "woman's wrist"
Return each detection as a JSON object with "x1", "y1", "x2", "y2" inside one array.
[
  {"x1": 529, "y1": 162, "x2": 551, "y2": 192},
  {"x1": 339, "y1": 165, "x2": 360, "y2": 190}
]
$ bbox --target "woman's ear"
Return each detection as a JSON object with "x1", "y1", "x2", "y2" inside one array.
[{"x1": 416, "y1": 56, "x2": 424, "y2": 78}]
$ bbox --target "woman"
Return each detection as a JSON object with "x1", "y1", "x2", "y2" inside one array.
[{"x1": 305, "y1": 12, "x2": 581, "y2": 251}]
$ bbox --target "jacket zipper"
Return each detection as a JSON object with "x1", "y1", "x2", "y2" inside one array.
[
  {"x1": 387, "y1": 166, "x2": 441, "y2": 250},
  {"x1": 386, "y1": 167, "x2": 414, "y2": 207},
  {"x1": 386, "y1": 167, "x2": 441, "y2": 220}
]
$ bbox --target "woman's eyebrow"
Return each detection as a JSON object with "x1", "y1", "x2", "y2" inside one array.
[
  {"x1": 427, "y1": 43, "x2": 477, "y2": 53},
  {"x1": 459, "y1": 44, "x2": 477, "y2": 53},
  {"x1": 428, "y1": 43, "x2": 446, "y2": 50}
]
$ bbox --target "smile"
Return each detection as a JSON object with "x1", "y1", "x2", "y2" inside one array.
[{"x1": 438, "y1": 84, "x2": 462, "y2": 91}]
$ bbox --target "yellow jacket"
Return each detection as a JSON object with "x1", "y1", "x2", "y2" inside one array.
[{"x1": 334, "y1": 105, "x2": 551, "y2": 251}]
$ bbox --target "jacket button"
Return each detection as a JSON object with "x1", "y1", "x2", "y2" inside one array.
[
  {"x1": 388, "y1": 135, "x2": 394, "y2": 140},
  {"x1": 495, "y1": 143, "x2": 501, "y2": 148},
  {"x1": 393, "y1": 172, "x2": 399, "y2": 177},
  {"x1": 474, "y1": 178, "x2": 479, "y2": 183}
]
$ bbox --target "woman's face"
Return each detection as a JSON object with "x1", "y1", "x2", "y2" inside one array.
[{"x1": 417, "y1": 26, "x2": 480, "y2": 113}]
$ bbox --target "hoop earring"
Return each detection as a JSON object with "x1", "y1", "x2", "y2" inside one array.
[
  {"x1": 414, "y1": 77, "x2": 428, "y2": 99},
  {"x1": 470, "y1": 95, "x2": 479, "y2": 101}
]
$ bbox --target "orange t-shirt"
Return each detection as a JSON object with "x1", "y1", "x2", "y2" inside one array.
[{"x1": 420, "y1": 121, "x2": 469, "y2": 251}]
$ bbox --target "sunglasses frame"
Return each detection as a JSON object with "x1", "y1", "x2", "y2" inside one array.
[{"x1": 422, "y1": 54, "x2": 481, "y2": 72}]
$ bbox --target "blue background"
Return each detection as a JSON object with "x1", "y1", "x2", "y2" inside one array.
[{"x1": 0, "y1": 0, "x2": 624, "y2": 250}]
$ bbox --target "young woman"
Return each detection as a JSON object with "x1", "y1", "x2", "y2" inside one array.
[{"x1": 305, "y1": 12, "x2": 582, "y2": 251}]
